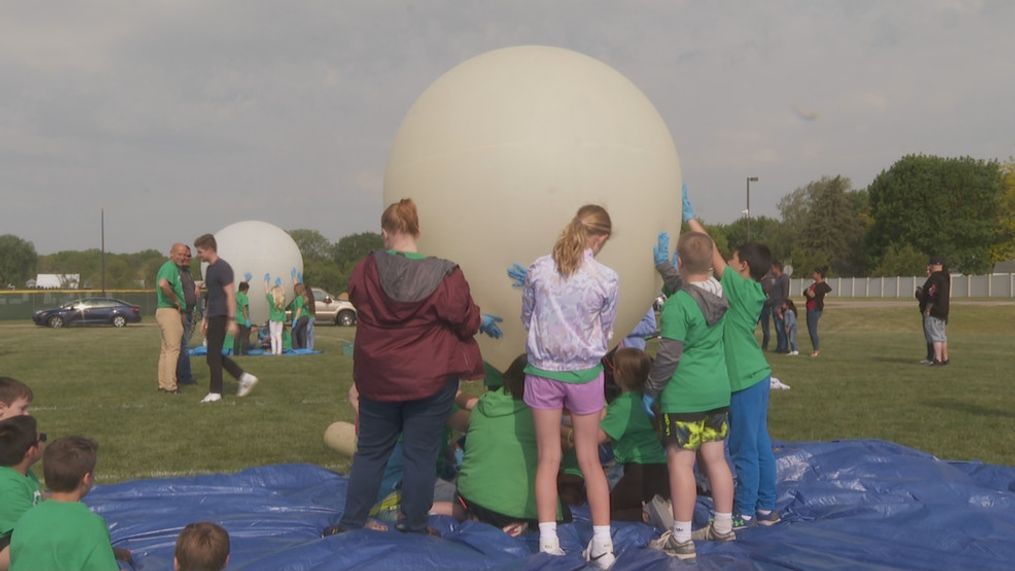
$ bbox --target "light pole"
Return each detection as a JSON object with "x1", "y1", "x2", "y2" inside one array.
[{"x1": 746, "y1": 176, "x2": 758, "y2": 241}]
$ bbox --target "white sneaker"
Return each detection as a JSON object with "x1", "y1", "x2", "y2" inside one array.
[
  {"x1": 538, "y1": 535, "x2": 565, "y2": 556},
  {"x1": 919, "y1": 359, "x2": 933, "y2": 365},
  {"x1": 645, "y1": 495, "x2": 674, "y2": 531},
  {"x1": 788, "y1": 350, "x2": 799, "y2": 356},
  {"x1": 200, "y1": 393, "x2": 222, "y2": 403},
  {"x1": 583, "y1": 537, "x2": 616, "y2": 569},
  {"x1": 237, "y1": 373, "x2": 259, "y2": 397}
]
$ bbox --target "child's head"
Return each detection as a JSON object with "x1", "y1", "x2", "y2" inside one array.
[
  {"x1": 381, "y1": 198, "x2": 421, "y2": 241},
  {"x1": 612, "y1": 348, "x2": 652, "y2": 393},
  {"x1": 730, "y1": 242, "x2": 773, "y2": 282},
  {"x1": 0, "y1": 415, "x2": 43, "y2": 468},
  {"x1": 783, "y1": 299, "x2": 797, "y2": 314},
  {"x1": 676, "y1": 231, "x2": 713, "y2": 276},
  {"x1": 43, "y1": 436, "x2": 98, "y2": 495},
  {"x1": 0, "y1": 377, "x2": 33, "y2": 420},
  {"x1": 238, "y1": 282, "x2": 249, "y2": 293},
  {"x1": 294, "y1": 283, "x2": 305, "y2": 296},
  {"x1": 271, "y1": 286, "x2": 285, "y2": 309},
  {"x1": 552, "y1": 204, "x2": 612, "y2": 277},
  {"x1": 174, "y1": 522, "x2": 230, "y2": 571}
]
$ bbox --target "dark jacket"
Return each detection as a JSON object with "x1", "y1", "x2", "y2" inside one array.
[
  {"x1": 349, "y1": 250, "x2": 483, "y2": 402},
  {"x1": 920, "y1": 270, "x2": 950, "y2": 321}
]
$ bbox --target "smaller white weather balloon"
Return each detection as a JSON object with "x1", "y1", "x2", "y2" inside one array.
[{"x1": 206, "y1": 221, "x2": 304, "y2": 325}]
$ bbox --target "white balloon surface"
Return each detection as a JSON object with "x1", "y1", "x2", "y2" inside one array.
[
  {"x1": 207, "y1": 220, "x2": 303, "y2": 325},
  {"x1": 384, "y1": 46, "x2": 682, "y2": 371}
]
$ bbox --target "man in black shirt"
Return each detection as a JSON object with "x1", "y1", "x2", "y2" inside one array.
[
  {"x1": 193, "y1": 234, "x2": 259, "y2": 403},
  {"x1": 920, "y1": 256, "x2": 950, "y2": 366}
]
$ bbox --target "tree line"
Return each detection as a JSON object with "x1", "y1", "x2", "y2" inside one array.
[{"x1": 2, "y1": 154, "x2": 1013, "y2": 290}]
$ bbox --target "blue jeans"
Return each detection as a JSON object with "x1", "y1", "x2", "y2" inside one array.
[
  {"x1": 758, "y1": 305, "x2": 772, "y2": 350},
  {"x1": 774, "y1": 312, "x2": 788, "y2": 352},
  {"x1": 729, "y1": 377, "x2": 777, "y2": 515},
  {"x1": 176, "y1": 312, "x2": 194, "y2": 383},
  {"x1": 340, "y1": 378, "x2": 459, "y2": 532},
  {"x1": 788, "y1": 324, "x2": 798, "y2": 352},
  {"x1": 806, "y1": 309, "x2": 822, "y2": 352}
]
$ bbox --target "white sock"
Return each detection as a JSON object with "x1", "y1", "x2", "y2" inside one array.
[
  {"x1": 538, "y1": 522, "x2": 557, "y2": 542},
  {"x1": 592, "y1": 525, "x2": 612, "y2": 544},
  {"x1": 714, "y1": 512, "x2": 733, "y2": 535},
  {"x1": 672, "y1": 520, "x2": 692, "y2": 543}
]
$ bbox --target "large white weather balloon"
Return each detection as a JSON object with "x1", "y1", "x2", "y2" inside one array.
[
  {"x1": 207, "y1": 221, "x2": 303, "y2": 325},
  {"x1": 384, "y1": 46, "x2": 682, "y2": 371}
]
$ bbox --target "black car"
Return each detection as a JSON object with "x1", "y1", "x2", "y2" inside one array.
[{"x1": 33, "y1": 298, "x2": 142, "y2": 328}]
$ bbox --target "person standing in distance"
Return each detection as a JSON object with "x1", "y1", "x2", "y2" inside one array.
[
  {"x1": 193, "y1": 234, "x2": 259, "y2": 403},
  {"x1": 176, "y1": 245, "x2": 200, "y2": 385},
  {"x1": 155, "y1": 243, "x2": 188, "y2": 394}
]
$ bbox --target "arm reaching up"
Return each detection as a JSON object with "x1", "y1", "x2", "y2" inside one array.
[{"x1": 683, "y1": 183, "x2": 727, "y2": 278}]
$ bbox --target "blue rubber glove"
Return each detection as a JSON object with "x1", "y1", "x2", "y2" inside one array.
[
  {"x1": 274, "y1": 277, "x2": 283, "y2": 287},
  {"x1": 290, "y1": 267, "x2": 298, "y2": 280},
  {"x1": 243, "y1": 272, "x2": 252, "y2": 282},
  {"x1": 479, "y1": 314, "x2": 504, "y2": 339},
  {"x1": 297, "y1": 271, "x2": 304, "y2": 283},
  {"x1": 263, "y1": 273, "x2": 271, "y2": 282},
  {"x1": 642, "y1": 394, "x2": 657, "y2": 418},
  {"x1": 682, "y1": 182, "x2": 696, "y2": 223},
  {"x1": 507, "y1": 263, "x2": 528, "y2": 288},
  {"x1": 653, "y1": 232, "x2": 670, "y2": 266}
]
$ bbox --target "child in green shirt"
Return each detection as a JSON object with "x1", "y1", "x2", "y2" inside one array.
[
  {"x1": 597, "y1": 348, "x2": 669, "y2": 522},
  {"x1": 233, "y1": 282, "x2": 251, "y2": 356},
  {"x1": 10, "y1": 436, "x2": 121, "y2": 571},
  {"x1": 264, "y1": 275, "x2": 287, "y2": 356},
  {"x1": 0, "y1": 378, "x2": 32, "y2": 421},
  {"x1": 0, "y1": 415, "x2": 44, "y2": 567},
  {"x1": 685, "y1": 186, "x2": 780, "y2": 529},
  {"x1": 643, "y1": 230, "x2": 735, "y2": 561}
]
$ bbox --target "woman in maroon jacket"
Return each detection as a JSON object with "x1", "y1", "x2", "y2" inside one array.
[{"x1": 324, "y1": 198, "x2": 496, "y2": 536}]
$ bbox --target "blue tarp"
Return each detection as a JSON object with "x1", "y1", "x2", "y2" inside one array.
[
  {"x1": 187, "y1": 346, "x2": 321, "y2": 357},
  {"x1": 88, "y1": 440, "x2": 1015, "y2": 570}
]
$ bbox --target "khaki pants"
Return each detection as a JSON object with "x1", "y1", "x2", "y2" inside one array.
[{"x1": 155, "y1": 308, "x2": 183, "y2": 390}]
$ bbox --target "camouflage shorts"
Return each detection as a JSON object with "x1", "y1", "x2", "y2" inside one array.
[{"x1": 659, "y1": 408, "x2": 729, "y2": 450}]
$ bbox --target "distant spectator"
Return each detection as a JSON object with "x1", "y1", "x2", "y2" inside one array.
[
  {"x1": 920, "y1": 257, "x2": 950, "y2": 366},
  {"x1": 803, "y1": 267, "x2": 832, "y2": 357},
  {"x1": 782, "y1": 300, "x2": 799, "y2": 356},
  {"x1": 304, "y1": 284, "x2": 317, "y2": 351},
  {"x1": 0, "y1": 378, "x2": 32, "y2": 421},
  {"x1": 174, "y1": 522, "x2": 230, "y2": 571},
  {"x1": 291, "y1": 283, "x2": 309, "y2": 350},
  {"x1": 177, "y1": 245, "x2": 200, "y2": 386},
  {"x1": 915, "y1": 266, "x2": 935, "y2": 364},
  {"x1": 233, "y1": 282, "x2": 251, "y2": 356},
  {"x1": 758, "y1": 270, "x2": 775, "y2": 351},
  {"x1": 769, "y1": 262, "x2": 790, "y2": 353},
  {"x1": 156, "y1": 243, "x2": 188, "y2": 394}
]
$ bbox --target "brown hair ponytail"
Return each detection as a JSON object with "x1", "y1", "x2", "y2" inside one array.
[
  {"x1": 551, "y1": 204, "x2": 612, "y2": 277},
  {"x1": 381, "y1": 198, "x2": 420, "y2": 238}
]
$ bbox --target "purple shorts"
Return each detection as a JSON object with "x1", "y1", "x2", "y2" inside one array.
[{"x1": 523, "y1": 372, "x2": 605, "y2": 416}]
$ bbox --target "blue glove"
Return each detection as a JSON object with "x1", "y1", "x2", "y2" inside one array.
[
  {"x1": 507, "y1": 263, "x2": 528, "y2": 288},
  {"x1": 653, "y1": 232, "x2": 670, "y2": 266},
  {"x1": 243, "y1": 272, "x2": 252, "y2": 282},
  {"x1": 297, "y1": 271, "x2": 304, "y2": 283},
  {"x1": 682, "y1": 182, "x2": 696, "y2": 223},
  {"x1": 290, "y1": 267, "x2": 298, "y2": 280},
  {"x1": 479, "y1": 314, "x2": 504, "y2": 339},
  {"x1": 642, "y1": 394, "x2": 657, "y2": 418},
  {"x1": 263, "y1": 273, "x2": 271, "y2": 282},
  {"x1": 274, "y1": 277, "x2": 283, "y2": 287}
]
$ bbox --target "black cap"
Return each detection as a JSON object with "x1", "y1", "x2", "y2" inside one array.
[{"x1": 928, "y1": 256, "x2": 945, "y2": 266}]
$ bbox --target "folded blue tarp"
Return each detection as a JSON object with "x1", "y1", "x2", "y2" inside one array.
[{"x1": 88, "y1": 440, "x2": 1015, "y2": 570}]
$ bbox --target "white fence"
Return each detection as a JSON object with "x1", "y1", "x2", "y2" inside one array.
[{"x1": 788, "y1": 273, "x2": 1015, "y2": 298}]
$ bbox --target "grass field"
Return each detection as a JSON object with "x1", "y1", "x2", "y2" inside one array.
[{"x1": 1, "y1": 301, "x2": 1013, "y2": 483}]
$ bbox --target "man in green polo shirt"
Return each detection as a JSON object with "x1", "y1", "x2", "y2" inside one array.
[{"x1": 155, "y1": 243, "x2": 188, "y2": 394}]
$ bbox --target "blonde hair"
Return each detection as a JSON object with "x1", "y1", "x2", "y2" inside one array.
[
  {"x1": 381, "y1": 198, "x2": 420, "y2": 238},
  {"x1": 551, "y1": 205, "x2": 612, "y2": 277},
  {"x1": 677, "y1": 231, "x2": 714, "y2": 275},
  {"x1": 271, "y1": 286, "x2": 285, "y2": 310}
]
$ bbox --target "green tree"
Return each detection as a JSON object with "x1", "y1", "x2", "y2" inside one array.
[
  {"x1": 0, "y1": 234, "x2": 38, "y2": 288},
  {"x1": 288, "y1": 229, "x2": 334, "y2": 261},
  {"x1": 332, "y1": 232, "x2": 383, "y2": 267},
  {"x1": 777, "y1": 176, "x2": 869, "y2": 276},
  {"x1": 867, "y1": 155, "x2": 1003, "y2": 274},
  {"x1": 989, "y1": 161, "x2": 1015, "y2": 265},
  {"x1": 872, "y1": 243, "x2": 928, "y2": 277}
]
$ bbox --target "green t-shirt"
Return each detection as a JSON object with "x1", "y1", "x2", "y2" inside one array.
[
  {"x1": 0, "y1": 468, "x2": 42, "y2": 536},
  {"x1": 523, "y1": 363, "x2": 603, "y2": 384},
  {"x1": 155, "y1": 260, "x2": 185, "y2": 310},
  {"x1": 293, "y1": 296, "x2": 306, "y2": 321},
  {"x1": 720, "y1": 267, "x2": 772, "y2": 392},
  {"x1": 457, "y1": 388, "x2": 563, "y2": 520},
  {"x1": 266, "y1": 293, "x2": 286, "y2": 322},
  {"x1": 10, "y1": 500, "x2": 117, "y2": 571},
  {"x1": 600, "y1": 392, "x2": 666, "y2": 465},
  {"x1": 658, "y1": 289, "x2": 730, "y2": 413},
  {"x1": 235, "y1": 291, "x2": 250, "y2": 326}
]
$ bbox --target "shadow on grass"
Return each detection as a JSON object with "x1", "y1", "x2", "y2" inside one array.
[{"x1": 922, "y1": 398, "x2": 1015, "y2": 419}]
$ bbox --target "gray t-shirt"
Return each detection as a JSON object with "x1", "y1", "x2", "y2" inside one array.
[{"x1": 204, "y1": 259, "x2": 234, "y2": 318}]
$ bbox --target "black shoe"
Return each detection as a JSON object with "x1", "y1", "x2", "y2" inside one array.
[
  {"x1": 394, "y1": 521, "x2": 440, "y2": 537},
  {"x1": 321, "y1": 523, "x2": 350, "y2": 538}
]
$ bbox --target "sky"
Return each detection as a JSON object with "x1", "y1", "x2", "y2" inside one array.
[{"x1": 2, "y1": 0, "x2": 1013, "y2": 254}]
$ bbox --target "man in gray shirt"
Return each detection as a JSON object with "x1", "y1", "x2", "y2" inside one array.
[{"x1": 770, "y1": 261, "x2": 790, "y2": 353}]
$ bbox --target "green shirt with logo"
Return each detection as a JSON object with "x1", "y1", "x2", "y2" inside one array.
[
  {"x1": 155, "y1": 260, "x2": 185, "y2": 310},
  {"x1": 720, "y1": 267, "x2": 772, "y2": 392},
  {"x1": 658, "y1": 289, "x2": 730, "y2": 414}
]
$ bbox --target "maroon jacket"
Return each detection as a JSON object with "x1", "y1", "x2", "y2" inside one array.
[{"x1": 349, "y1": 251, "x2": 484, "y2": 402}]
